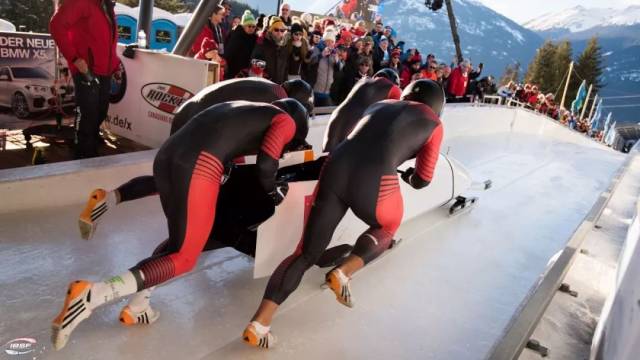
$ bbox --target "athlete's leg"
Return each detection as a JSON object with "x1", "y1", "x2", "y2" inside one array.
[
  {"x1": 244, "y1": 184, "x2": 348, "y2": 348},
  {"x1": 78, "y1": 176, "x2": 157, "y2": 240},
  {"x1": 53, "y1": 151, "x2": 222, "y2": 350},
  {"x1": 326, "y1": 174, "x2": 403, "y2": 306}
]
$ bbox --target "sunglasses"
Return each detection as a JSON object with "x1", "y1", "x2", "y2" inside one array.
[
  {"x1": 293, "y1": 32, "x2": 303, "y2": 36},
  {"x1": 273, "y1": 28, "x2": 287, "y2": 33}
]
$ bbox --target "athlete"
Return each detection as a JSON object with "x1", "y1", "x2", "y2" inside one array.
[
  {"x1": 52, "y1": 99, "x2": 309, "y2": 350},
  {"x1": 322, "y1": 68, "x2": 402, "y2": 153},
  {"x1": 79, "y1": 77, "x2": 313, "y2": 240},
  {"x1": 243, "y1": 80, "x2": 446, "y2": 348}
]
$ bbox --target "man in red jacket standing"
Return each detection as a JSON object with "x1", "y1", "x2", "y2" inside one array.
[
  {"x1": 50, "y1": 0, "x2": 120, "y2": 159},
  {"x1": 446, "y1": 59, "x2": 470, "y2": 102}
]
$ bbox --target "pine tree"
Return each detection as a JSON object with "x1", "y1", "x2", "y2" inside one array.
[
  {"x1": 500, "y1": 62, "x2": 521, "y2": 86},
  {"x1": 553, "y1": 40, "x2": 572, "y2": 96},
  {"x1": 0, "y1": 0, "x2": 54, "y2": 33},
  {"x1": 117, "y1": 0, "x2": 187, "y2": 13},
  {"x1": 524, "y1": 41, "x2": 558, "y2": 94},
  {"x1": 564, "y1": 37, "x2": 605, "y2": 112}
]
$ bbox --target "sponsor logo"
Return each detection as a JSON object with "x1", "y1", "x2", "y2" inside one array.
[
  {"x1": 4, "y1": 338, "x2": 36, "y2": 356},
  {"x1": 110, "y1": 60, "x2": 127, "y2": 104},
  {"x1": 141, "y1": 83, "x2": 193, "y2": 115},
  {"x1": 147, "y1": 110, "x2": 173, "y2": 124},
  {"x1": 106, "y1": 114, "x2": 132, "y2": 131}
]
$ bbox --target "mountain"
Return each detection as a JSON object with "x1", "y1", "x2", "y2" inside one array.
[
  {"x1": 377, "y1": 0, "x2": 543, "y2": 80},
  {"x1": 523, "y1": 5, "x2": 640, "y2": 124}
]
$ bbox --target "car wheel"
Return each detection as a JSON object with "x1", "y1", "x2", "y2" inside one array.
[{"x1": 11, "y1": 92, "x2": 30, "y2": 119}]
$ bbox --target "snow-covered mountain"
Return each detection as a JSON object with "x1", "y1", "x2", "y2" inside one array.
[
  {"x1": 523, "y1": 5, "x2": 640, "y2": 124},
  {"x1": 377, "y1": 0, "x2": 543, "y2": 78},
  {"x1": 523, "y1": 5, "x2": 640, "y2": 33}
]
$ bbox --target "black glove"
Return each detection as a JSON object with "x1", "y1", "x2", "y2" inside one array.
[
  {"x1": 400, "y1": 167, "x2": 415, "y2": 185},
  {"x1": 268, "y1": 181, "x2": 289, "y2": 206},
  {"x1": 81, "y1": 70, "x2": 100, "y2": 87}
]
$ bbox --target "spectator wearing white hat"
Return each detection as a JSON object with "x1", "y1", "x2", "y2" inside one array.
[{"x1": 310, "y1": 29, "x2": 338, "y2": 106}]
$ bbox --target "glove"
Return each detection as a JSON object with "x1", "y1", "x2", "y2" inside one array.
[
  {"x1": 400, "y1": 167, "x2": 415, "y2": 185},
  {"x1": 268, "y1": 181, "x2": 289, "y2": 206}
]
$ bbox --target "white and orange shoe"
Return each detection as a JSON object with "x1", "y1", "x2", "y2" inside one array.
[
  {"x1": 78, "y1": 189, "x2": 114, "y2": 240},
  {"x1": 242, "y1": 321, "x2": 277, "y2": 349},
  {"x1": 51, "y1": 280, "x2": 94, "y2": 350},
  {"x1": 325, "y1": 268, "x2": 354, "y2": 308},
  {"x1": 119, "y1": 305, "x2": 160, "y2": 326}
]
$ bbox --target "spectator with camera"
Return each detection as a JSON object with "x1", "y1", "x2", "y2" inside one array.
[
  {"x1": 372, "y1": 35, "x2": 391, "y2": 72},
  {"x1": 438, "y1": 63, "x2": 452, "y2": 89},
  {"x1": 286, "y1": 23, "x2": 310, "y2": 80},
  {"x1": 330, "y1": 45, "x2": 352, "y2": 104},
  {"x1": 224, "y1": 10, "x2": 258, "y2": 78},
  {"x1": 400, "y1": 53, "x2": 422, "y2": 88},
  {"x1": 310, "y1": 29, "x2": 339, "y2": 106},
  {"x1": 195, "y1": 37, "x2": 226, "y2": 80},
  {"x1": 386, "y1": 48, "x2": 404, "y2": 75},
  {"x1": 251, "y1": 16, "x2": 289, "y2": 84}
]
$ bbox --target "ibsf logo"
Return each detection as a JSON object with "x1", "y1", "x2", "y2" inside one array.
[
  {"x1": 4, "y1": 338, "x2": 36, "y2": 356},
  {"x1": 141, "y1": 83, "x2": 193, "y2": 115}
]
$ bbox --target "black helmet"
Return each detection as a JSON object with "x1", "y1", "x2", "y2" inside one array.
[
  {"x1": 400, "y1": 79, "x2": 445, "y2": 117},
  {"x1": 271, "y1": 98, "x2": 311, "y2": 152},
  {"x1": 373, "y1": 68, "x2": 400, "y2": 86},
  {"x1": 282, "y1": 79, "x2": 314, "y2": 114}
]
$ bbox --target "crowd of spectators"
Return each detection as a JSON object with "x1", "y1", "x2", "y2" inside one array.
[
  {"x1": 496, "y1": 81, "x2": 602, "y2": 139},
  {"x1": 189, "y1": 2, "x2": 492, "y2": 107}
]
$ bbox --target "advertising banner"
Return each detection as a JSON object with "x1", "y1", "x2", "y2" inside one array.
[
  {"x1": 0, "y1": 31, "x2": 73, "y2": 128},
  {"x1": 106, "y1": 45, "x2": 215, "y2": 148}
]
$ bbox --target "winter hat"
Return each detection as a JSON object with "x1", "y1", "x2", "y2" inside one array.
[
  {"x1": 363, "y1": 36, "x2": 373, "y2": 44},
  {"x1": 241, "y1": 10, "x2": 256, "y2": 26},
  {"x1": 391, "y1": 48, "x2": 402, "y2": 58},
  {"x1": 409, "y1": 53, "x2": 422, "y2": 65},
  {"x1": 201, "y1": 37, "x2": 218, "y2": 53},
  {"x1": 379, "y1": 35, "x2": 388, "y2": 43},
  {"x1": 269, "y1": 16, "x2": 285, "y2": 31},
  {"x1": 301, "y1": 13, "x2": 313, "y2": 26},
  {"x1": 323, "y1": 26, "x2": 337, "y2": 42},
  {"x1": 290, "y1": 22, "x2": 304, "y2": 34},
  {"x1": 311, "y1": 30, "x2": 323, "y2": 37}
]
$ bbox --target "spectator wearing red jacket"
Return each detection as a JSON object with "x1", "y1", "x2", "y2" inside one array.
[
  {"x1": 195, "y1": 38, "x2": 226, "y2": 80},
  {"x1": 446, "y1": 60, "x2": 471, "y2": 101},
  {"x1": 49, "y1": 0, "x2": 120, "y2": 159},
  {"x1": 400, "y1": 54, "x2": 422, "y2": 88},
  {"x1": 191, "y1": 5, "x2": 226, "y2": 57}
]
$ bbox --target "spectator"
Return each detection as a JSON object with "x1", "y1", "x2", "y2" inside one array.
[
  {"x1": 387, "y1": 48, "x2": 403, "y2": 74},
  {"x1": 358, "y1": 36, "x2": 374, "y2": 75},
  {"x1": 400, "y1": 54, "x2": 422, "y2": 88},
  {"x1": 373, "y1": 35, "x2": 391, "y2": 72},
  {"x1": 351, "y1": 20, "x2": 367, "y2": 37},
  {"x1": 527, "y1": 85, "x2": 540, "y2": 109},
  {"x1": 368, "y1": 21, "x2": 384, "y2": 39},
  {"x1": 251, "y1": 16, "x2": 289, "y2": 84},
  {"x1": 420, "y1": 60, "x2": 438, "y2": 81},
  {"x1": 382, "y1": 26, "x2": 395, "y2": 48},
  {"x1": 468, "y1": 76, "x2": 496, "y2": 101},
  {"x1": 195, "y1": 37, "x2": 225, "y2": 80},
  {"x1": 192, "y1": 5, "x2": 226, "y2": 57},
  {"x1": 256, "y1": 14, "x2": 267, "y2": 31},
  {"x1": 309, "y1": 30, "x2": 322, "y2": 48},
  {"x1": 337, "y1": 28, "x2": 353, "y2": 48},
  {"x1": 330, "y1": 45, "x2": 352, "y2": 104},
  {"x1": 469, "y1": 62, "x2": 483, "y2": 81},
  {"x1": 310, "y1": 30, "x2": 339, "y2": 106},
  {"x1": 438, "y1": 63, "x2": 451, "y2": 90},
  {"x1": 279, "y1": 3, "x2": 293, "y2": 27},
  {"x1": 539, "y1": 93, "x2": 558, "y2": 119},
  {"x1": 312, "y1": 19, "x2": 324, "y2": 34},
  {"x1": 286, "y1": 23, "x2": 310, "y2": 80},
  {"x1": 447, "y1": 59, "x2": 471, "y2": 101},
  {"x1": 300, "y1": 13, "x2": 314, "y2": 32},
  {"x1": 224, "y1": 10, "x2": 258, "y2": 79},
  {"x1": 231, "y1": 16, "x2": 241, "y2": 30},
  {"x1": 49, "y1": 0, "x2": 120, "y2": 159},
  {"x1": 220, "y1": 1, "x2": 233, "y2": 36},
  {"x1": 497, "y1": 81, "x2": 515, "y2": 100}
]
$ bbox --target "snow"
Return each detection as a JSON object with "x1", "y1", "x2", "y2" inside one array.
[
  {"x1": 494, "y1": 20, "x2": 525, "y2": 44},
  {"x1": 523, "y1": 5, "x2": 640, "y2": 32},
  {"x1": 603, "y1": 51, "x2": 614, "y2": 57}
]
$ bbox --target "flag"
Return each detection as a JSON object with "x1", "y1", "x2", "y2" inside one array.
[
  {"x1": 605, "y1": 121, "x2": 617, "y2": 146},
  {"x1": 571, "y1": 80, "x2": 587, "y2": 114},
  {"x1": 590, "y1": 99, "x2": 603, "y2": 132},
  {"x1": 601, "y1": 112, "x2": 612, "y2": 142}
]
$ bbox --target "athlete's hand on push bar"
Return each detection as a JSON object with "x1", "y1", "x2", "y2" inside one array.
[
  {"x1": 400, "y1": 167, "x2": 415, "y2": 185},
  {"x1": 269, "y1": 181, "x2": 289, "y2": 206}
]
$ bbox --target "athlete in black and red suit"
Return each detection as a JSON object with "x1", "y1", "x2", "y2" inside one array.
[
  {"x1": 52, "y1": 99, "x2": 308, "y2": 350},
  {"x1": 243, "y1": 79, "x2": 446, "y2": 348}
]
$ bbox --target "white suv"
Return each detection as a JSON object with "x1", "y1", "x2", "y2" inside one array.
[{"x1": 0, "y1": 66, "x2": 75, "y2": 118}]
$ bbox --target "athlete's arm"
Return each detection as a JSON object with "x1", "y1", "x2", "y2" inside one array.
[
  {"x1": 408, "y1": 123, "x2": 443, "y2": 189},
  {"x1": 257, "y1": 114, "x2": 296, "y2": 194}
]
